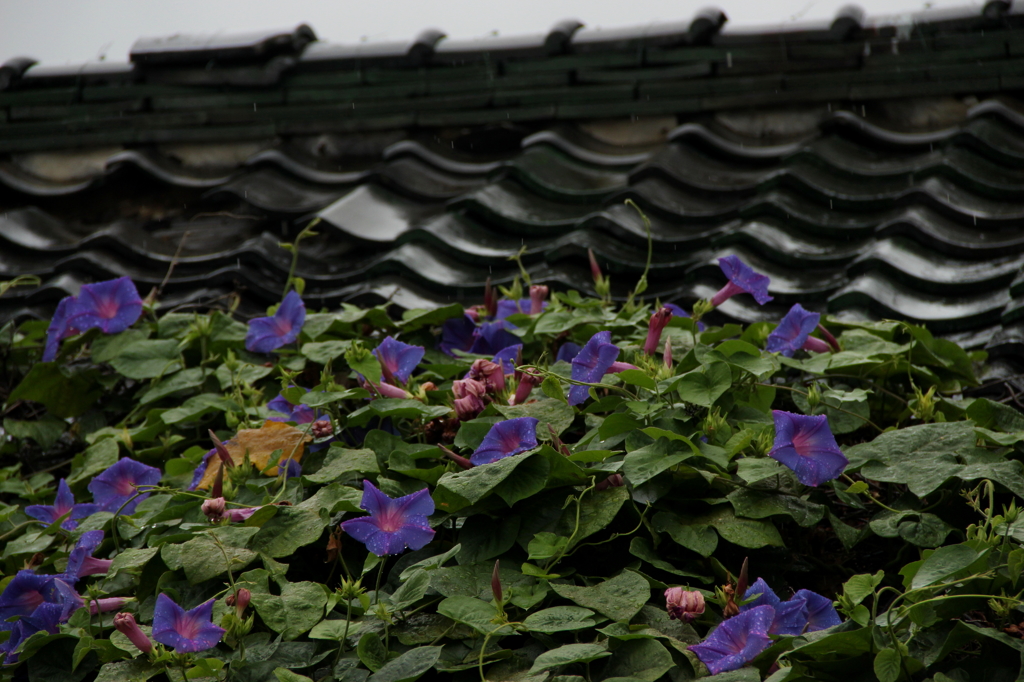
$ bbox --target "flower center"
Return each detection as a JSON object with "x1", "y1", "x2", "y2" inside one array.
[
  {"x1": 175, "y1": 613, "x2": 202, "y2": 640},
  {"x1": 376, "y1": 508, "x2": 404, "y2": 533},
  {"x1": 791, "y1": 430, "x2": 813, "y2": 457},
  {"x1": 96, "y1": 296, "x2": 119, "y2": 320}
]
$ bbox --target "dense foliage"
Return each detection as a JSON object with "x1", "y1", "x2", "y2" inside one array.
[{"x1": 3, "y1": 250, "x2": 1024, "y2": 682}]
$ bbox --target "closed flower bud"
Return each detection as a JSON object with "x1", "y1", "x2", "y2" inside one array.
[
  {"x1": 311, "y1": 419, "x2": 334, "y2": 439},
  {"x1": 114, "y1": 612, "x2": 153, "y2": 654},
  {"x1": 666, "y1": 587, "x2": 705, "y2": 623},
  {"x1": 202, "y1": 497, "x2": 226, "y2": 522},
  {"x1": 644, "y1": 307, "x2": 673, "y2": 355},
  {"x1": 529, "y1": 285, "x2": 549, "y2": 315},
  {"x1": 469, "y1": 359, "x2": 505, "y2": 393}
]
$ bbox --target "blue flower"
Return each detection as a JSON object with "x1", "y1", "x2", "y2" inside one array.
[
  {"x1": 24, "y1": 479, "x2": 98, "y2": 531},
  {"x1": 710, "y1": 256, "x2": 773, "y2": 307},
  {"x1": 689, "y1": 604, "x2": 775, "y2": 675},
  {"x1": 88, "y1": 458, "x2": 162, "y2": 514},
  {"x1": 43, "y1": 277, "x2": 143, "y2": 361},
  {"x1": 769, "y1": 411, "x2": 849, "y2": 487},
  {"x1": 496, "y1": 298, "x2": 531, "y2": 319},
  {"x1": 340, "y1": 481, "x2": 435, "y2": 556},
  {"x1": 555, "y1": 342, "x2": 581, "y2": 363},
  {"x1": 492, "y1": 344, "x2": 523, "y2": 375},
  {"x1": 440, "y1": 314, "x2": 477, "y2": 356},
  {"x1": 268, "y1": 389, "x2": 319, "y2": 424},
  {"x1": 766, "y1": 304, "x2": 824, "y2": 357},
  {"x1": 742, "y1": 578, "x2": 809, "y2": 636},
  {"x1": 569, "y1": 332, "x2": 620, "y2": 406},
  {"x1": 793, "y1": 589, "x2": 842, "y2": 631},
  {"x1": 373, "y1": 336, "x2": 425, "y2": 385},
  {"x1": 245, "y1": 290, "x2": 306, "y2": 353},
  {"x1": 63, "y1": 531, "x2": 108, "y2": 583},
  {"x1": 471, "y1": 417, "x2": 540, "y2": 465},
  {"x1": 469, "y1": 321, "x2": 521, "y2": 356},
  {"x1": 151, "y1": 594, "x2": 225, "y2": 653}
]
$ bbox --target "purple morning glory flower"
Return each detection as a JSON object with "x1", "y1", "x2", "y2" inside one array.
[
  {"x1": 42, "y1": 297, "x2": 81, "y2": 362},
  {"x1": 440, "y1": 314, "x2": 477, "y2": 356},
  {"x1": 793, "y1": 589, "x2": 842, "y2": 632},
  {"x1": 689, "y1": 604, "x2": 775, "y2": 675},
  {"x1": 340, "y1": 481, "x2": 435, "y2": 556},
  {"x1": 471, "y1": 417, "x2": 540, "y2": 465},
  {"x1": 0, "y1": 571, "x2": 81, "y2": 625},
  {"x1": 495, "y1": 298, "x2": 531, "y2": 319},
  {"x1": 555, "y1": 342, "x2": 581, "y2": 363},
  {"x1": 769, "y1": 411, "x2": 849, "y2": 487},
  {"x1": 664, "y1": 303, "x2": 706, "y2": 332},
  {"x1": 469, "y1": 321, "x2": 521, "y2": 356},
  {"x1": 268, "y1": 387, "x2": 319, "y2": 424},
  {"x1": 63, "y1": 530, "x2": 109, "y2": 582},
  {"x1": 742, "y1": 578, "x2": 809, "y2": 636},
  {"x1": 151, "y1": 594, "x2": 225, "y2": 653},
  {"x1": 373, "y1": 336, "x2": 425, "y2": 385},
  {"x1": 0, "y1": 601, "x2": 66, "y2": 663},
  {"x1": 569, "y1": 332, "x2": 620, "y2": 406},
  {"x1": 88, "y1": 458, "x2": 162, "y2": 514},
  {"x1": 42, "y1": 277, "x2": 143, "y2": 362},
  {"x1": 493, "y1": 344, "x2": 523, "y2": 375},
  {"x1": 66, "y1": 277, "x2": 144, "y2": 335},
  {"x1": 24, "y1": 479, "x2": 99, "y2": 531},
  {"x1": 766, "y1": 304, "x2": 825, "y2": 357},
  {"x1": 710, "y1": 256, "x2": 773, "y2": 307},
  {"x1": 245, "y1": 290, "x2": 306, "y2": 354}
]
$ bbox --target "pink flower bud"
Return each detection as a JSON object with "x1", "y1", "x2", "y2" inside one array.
[
  {"x1": 664, "y1": 336, "x2": 673, "y2": 369},
  {"x1": 311, "y1": 419, "x2": 334, "y2": 439},
  {"x1": 484, "y1": 278, "x2": 497, "y2": 318},
  {"x1": 227, "y1": 588, "x2": 251, "y2": 617},
  {"x1": 453, "y1": 378, "x2": 487, "y2": 399},
  {"x1": 588, "y1": 248, "x2": 603, "y2": 284},
  {"x1": 209, "y1": 430, "x2": 234, "y2": 468},
  {"x1": 202, "y1": 497, "x2": 226, "y2": 522},
  {"x1": 529, "y1": 285, "x2": 549, "y2": 315},
  {"x1": 365, "y1": 381, "x2": 413, "y2": 399},
  {"x1": 114, "y1": 612, "x2": 153, "y2": 654},
  {"x1": 816, "y1": 323, "x2": 841, "y2": 352},
  {"x1": 78, "y1": 556, "x2": 114, "y2": 577},
  {"x1": 801, "y1": 336, "x2": 831, "y2": 353},
  {"x1": 469, "y1": 359, "x2": 505, "y2": 393},
  {"x1": 665, "y1": 587, "x2": 705, "y2": 623},
  {"x1": 439, "y1": 445, "x2": 473, "y2": 469},
  {"x1": 491, "y1": 560, "x2": 503, "y2": 604},
  {"x1": 420, "y1": 382, "x2": 437, "y2": 392},
  {"x1": 643, "y1": 307, "x2": 673, "y2": 355},
  {"x1": 454, "y1": 393, "x2": 486, "y2": 421},
  {"x1": 224, "y1": 506, "x2": 261, "y2": 523},
  {"x1": 90, "y1": 597, "x2": 128, "y2": 614},
  {"x1": 595, "y1": 473, "x2": 624, "y2": 491},
  {"x1": 510, "y1": 372, "x2": 542, "y2": 406}
]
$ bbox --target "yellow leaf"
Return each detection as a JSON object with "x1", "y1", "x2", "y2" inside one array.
[{"x1": 196, "y1": 421, "x2": 311, "y2": 489}]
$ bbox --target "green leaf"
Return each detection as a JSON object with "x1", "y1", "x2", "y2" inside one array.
[
  {"x1": 368, "y1": 646, "x2": 443, "y2": 682},
  {"x1": 652, "y1": 512, "x2": 717, "y2": 557},
  {"x1": 842, "y1": 571, "x2": 884, "y2": 606},
  {"x1": 542, "y1": 376, "x2": 566, "y2": 403},
  {"x1": 523, "y1": 606, "x2": 598, "y2": 633},
  {"x1": 250, "y1": 581, "x2": 329, "y2": 640},
  {"x1": 305, "y1": 446, "x2": 379, "y2": 483},
  {"x1": 94, "y1": 658, "x2": 162, "y2": 682},
  {"x1": 160, "y1": 393, "x2": 238, "y2": 424},
  {"x1": 249, "y1": 507, "x2": 328, "y2": 558},
  {"x1": 390, "y1": 569, "x2": 431, "y2": 611},
  {"x1": 435, "y1": 452, "x2": 539, "y2": 512},
  {"x1": 108, "y1": 339, "x2": 182, "y2": 380},
  {"x1": 628, "y1": 537, "x2": 712, "y2": 582},
  {"x1": 437, "y1": 596, "x2": 512, "y2": 635},
  {"x1": 494, "y1": 451, "x2": 550, "y2": 506},
  {"x1": 398, "y1": 303, "x2": 463, "y2": 330},
  {"x1": 726, "y1": 487, "x2": 825, "y2": 528},
  {"x1": 673, "y1": 362, "x2": 732, "y2": 407},
  {"x1": 873, "y1": 648, "x2": 901, "y2": 682},
  {"x1": 301, "y1": 340, "x2": 352, "y2": 365},
  {"x1": 346, "y1": 345, "x2": 382, "y2": 385},
  {"x1": 457, "y1": 515, "x2": 521, "y2": 565},
  {"x1": 622, "y1": 438, "x2": 694, "y2": 488},
  {"x1": 550, "y1": 571, "x2": 650, "y2": 622},
  {"x1": 527, "y1": 643, "x2": 610, "y2": 675},
  {"x1": 3, "y1": 415, "x2": 66, "y2": 450},
  {"x1": 141, "y1": 367, "x2": 209, "y2": 404},
  {"x1": 8, "y1": 362, "x2": 102, "y2": 418},
  {"x1": 358, "y1": 633, "x2": 389, "y2": 672},
  {"x1": 163, "y1": 527, "x2": 259, "y2": 583},
  {"x1": 92, "y1": 328, "x2": 150, "y2": 363},
  {"x1": 67, "y1": 438, "x2": 119, "y2": 485},
  {"x1": 911, "y1": 544, "x2": 981, "y2": 589},
  {"x1": 528, "y1": 532, "x2": 571, "y2": 562},
  {"x1": 556, "y1": 484, "x2": 629, "y2": 545},
  {"x1": 274, "y1": 669, "x2": 314, "y2": 682},
  {"x1": 600, "y1": 413, "x2": 644, "y2": 440},
  {"x1": 495, "y1": 399, "x2": 575, "y2": 438},
  {"x1": 848, "y1": 421, "x2": 1024, "y2": 498},
  {"x1": 599, "y1": 639, "x2": 674, "y2": 682},
  {"x1": 617, "y1": 369, "x2": 657, "y2": 391}
]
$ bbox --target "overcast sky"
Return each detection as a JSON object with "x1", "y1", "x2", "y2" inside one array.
[{"x1": 1, "y1": 0, "x2": 988, "y2": 65}]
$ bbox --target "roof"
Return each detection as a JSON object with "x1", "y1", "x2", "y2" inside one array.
[{"x1": 2, "y1": 3, "x2": 1024, "y2": 364}]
